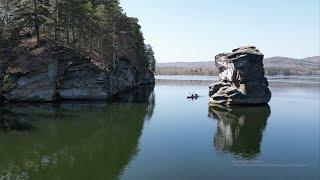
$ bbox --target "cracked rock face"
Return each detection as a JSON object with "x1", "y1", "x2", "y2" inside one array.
[
  {"x1": 0, "y1": 40, "x2": 155, "y2": 102},
  {"x1": 209, "y1": 46, "x2": 271, "y2": 105}
]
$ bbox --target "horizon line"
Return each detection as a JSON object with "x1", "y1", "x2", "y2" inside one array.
[{"x1": 157, "y1": 55, "x2": 320, "y2": 63}]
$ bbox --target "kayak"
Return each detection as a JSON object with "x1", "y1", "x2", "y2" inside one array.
[{"x1": 187, "y1": 95, "x2": 199, "y2": 99}]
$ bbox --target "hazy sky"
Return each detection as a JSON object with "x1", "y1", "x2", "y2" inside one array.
[{"x1": 120, "y1": 0, "x2": 320, "y2": 62}]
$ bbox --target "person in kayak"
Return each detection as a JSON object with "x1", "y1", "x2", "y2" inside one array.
[{"x1": 187, "y1": 93, "x2": 199, "y2": 99}]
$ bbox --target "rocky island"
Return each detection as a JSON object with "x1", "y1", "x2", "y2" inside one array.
[
  {"x1": 0, "y1": 1, "x2": 155, "y2": 102},
  {"x1": 209, "y1": 46, "x2": 271, "y2": 105}
]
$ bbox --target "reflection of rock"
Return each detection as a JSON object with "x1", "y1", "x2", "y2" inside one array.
[
  {"x1": 0, "y1": 108, "x2": 34, "y2": 133},
  {"x1": 0, "y1": 87, "x2": 155, "y2": 179},
  {"x1": 209, "y1": 46, "x2": 271, "y2": 105},
  {"x1": 209, "y1": 104, "x2": 270, "y2": 158},
  {"x1": 112, "y1": 84, "x2": 155, "y2": 103}
]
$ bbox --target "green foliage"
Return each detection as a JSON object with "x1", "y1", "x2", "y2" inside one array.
[
  {"x1": 0, "y1": 0, "x2": 152, "y2": 72},
  {"x1": 10, "y1": 0, "x2": 52, "y2": 44}
]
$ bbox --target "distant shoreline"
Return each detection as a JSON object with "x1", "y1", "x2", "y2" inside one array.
[
  {"x1": 155, "y1": 75, "x2": 320, "y2": 85},
  {"x1": 155, "y1": 74, "x2": 320, "y2": 77},
  {"x1": 155, "y1": 75, "x2": 320, "y2": 79},
  {"x1": 156, "y1": 56, "x2": 320, "y2": 76}
]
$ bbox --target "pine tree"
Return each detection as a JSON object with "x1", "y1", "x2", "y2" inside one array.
[
  {"x1": 145, "y1": 44, "x2": 156, "y2": 73},
  {"x1": 11, "y1": 0, "x2": 52, "y2": 45},
  {"x1": 1, "y1": 0, "x2": 155, "y2": 74}
]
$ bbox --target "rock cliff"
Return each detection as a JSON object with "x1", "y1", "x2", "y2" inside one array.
[
  {"x1": 209, "y1": 46, "x2": 271, "y2": 105},
  {"x1": 0, "y1": 37, "x2": 154, "y2": 102}
]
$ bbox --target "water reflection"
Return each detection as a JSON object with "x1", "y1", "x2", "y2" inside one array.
[
  {"x1": 209, "y1": 104, "x2": 271, "y2": 159},
  {"x1": 0, "y1": 86, "x2": 155, "y2": 179},
  {"x1": 0, "y1": 108, "x2": 34, "y2": 133}
]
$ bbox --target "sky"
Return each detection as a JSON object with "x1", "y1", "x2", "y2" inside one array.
[{"x1": 120, "y1": 0, "x2": 320, "y2": 62}]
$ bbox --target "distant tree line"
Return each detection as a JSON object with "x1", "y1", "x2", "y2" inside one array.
[
  {"x1": 156, "y1": 67, "x2": 320, "y2": 76},
  {"x1": 0, "y1": 0, "x2": 156, "y2": 72},
  {"x1": 264, "y1": 67, "x2": 320, "y2": 76},
  {"x1": 156, "y1": 67, "x2": 218, "y2": 76}
]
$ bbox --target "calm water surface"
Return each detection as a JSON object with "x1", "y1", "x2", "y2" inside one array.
[{"x1": 0, "y1": 76, "x2": 319, "y2": 180}]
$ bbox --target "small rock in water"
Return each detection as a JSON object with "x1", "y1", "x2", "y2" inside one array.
[{"x1": 209, "y1": 46, "x2": 271, "y2": 105}]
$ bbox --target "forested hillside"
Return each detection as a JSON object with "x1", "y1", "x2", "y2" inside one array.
[
  {"x1": 0, "y1": 0, "x2": 156, "y2": 102},
  {"x1": 0, "y1": 0, "x2": 156, "y2": 70}
]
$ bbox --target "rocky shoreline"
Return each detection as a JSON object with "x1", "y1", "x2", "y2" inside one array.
[{"x1": 0, "y1": 38, "x2": 155, "y2": 103}]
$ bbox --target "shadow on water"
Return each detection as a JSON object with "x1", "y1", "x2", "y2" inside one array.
[
  {"x1": 0, "y1": 108, "x2": 35, "y2": 133},
  {"x1": 0, "y1": 85, "x2": 155, "y2": 179},
  {"x1": 208, "y1": 104, "x2": 271, "y2": 159}
]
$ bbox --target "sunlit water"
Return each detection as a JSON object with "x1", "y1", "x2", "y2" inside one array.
[{"x1": 0, "y1": 76, "x2": 319, "y2": 180}]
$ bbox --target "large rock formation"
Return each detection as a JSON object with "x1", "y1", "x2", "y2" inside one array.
[
  {"x1": 209, "y1": 46, "x2": 271, "y2": 105},
  {"x1": 0, "y1": 38, "x2": 154, "y2": 102}
]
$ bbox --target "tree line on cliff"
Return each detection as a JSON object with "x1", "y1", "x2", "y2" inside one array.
[{"x1": 0, "y1": 0, "x2": 156, "y2": 72}]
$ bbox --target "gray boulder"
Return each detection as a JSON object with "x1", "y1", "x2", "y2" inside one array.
[{"x1": 209, "y1": 46, "x2": 271, "y2": 105}]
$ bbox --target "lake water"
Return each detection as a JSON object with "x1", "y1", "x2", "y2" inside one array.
[{"x1": 0, "y1": 76, "x2": 319, "y2": 180}]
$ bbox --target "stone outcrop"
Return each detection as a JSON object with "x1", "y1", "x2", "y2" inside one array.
[
  {"x1": 0, "y1": 38, "x2": 154, "y2": 102},
  {"x1": 209, "y1": 46, "x2": 271, "y2": 105}
]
